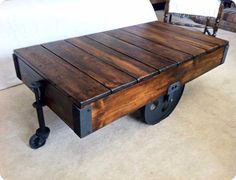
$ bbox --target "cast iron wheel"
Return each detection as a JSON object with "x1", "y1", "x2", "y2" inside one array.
[
  {"x1": 29, "y1": 127, "x2": 50, "y2": 149},
  {"x1": 141, "y1": 85, "x2": 185, "y2": 125}
]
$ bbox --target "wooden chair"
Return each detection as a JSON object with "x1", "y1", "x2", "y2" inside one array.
[{"x1": 164, "y1": 0, "x2": 224, "y2": 36}]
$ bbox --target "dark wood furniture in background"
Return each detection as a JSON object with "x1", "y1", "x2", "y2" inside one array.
[
  {"x1": 151, "y1": 0, "x2": 236, "y2": 33},
  {"x1": 193, "y1": 7, "x2": 236, "y2": 33},
  {"x1": 163, "y1": 0, "x2": 224, "y2": 37},
  {"x1": 13, "y1": 21, "x2": 229, "y2": 149},
  {"x1": 220, "y1": 7, "x2": 236, "y2": 32},
  {"x1": 222, "y1": 0, "x2": 235, "y2": 8}
]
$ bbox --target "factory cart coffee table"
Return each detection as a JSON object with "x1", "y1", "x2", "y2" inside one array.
[{"x1": 13, "y1": 21, "x2": 229, "y2": 149}]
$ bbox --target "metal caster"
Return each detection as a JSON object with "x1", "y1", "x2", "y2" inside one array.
[
  {"x1": 142, "y1": 82, "x2": 185, "y2": 125},
  {"x1": 29, "y1": 127, "x2": 50, "y2": 149}
]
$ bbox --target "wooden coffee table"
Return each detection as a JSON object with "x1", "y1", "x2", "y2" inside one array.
[{"x1": 13, "y1": 21, "x2": 229, "y2": 149}]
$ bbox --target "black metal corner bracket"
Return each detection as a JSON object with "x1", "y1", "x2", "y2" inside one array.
[
  {"x1": 221, "y1": 45, "x2": 229, "y2": 64},
  {"x1": 12, "y1": 54, "x2": 22, "y2": 80},
  {"x1": 73, "y1": 105, "x2": 92, "y2": 138},
  {"x1": 167, "y1": 81, "x2": 181, "y2": 99}
]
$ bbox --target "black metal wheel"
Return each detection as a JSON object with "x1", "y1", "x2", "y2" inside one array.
[
  {"x1": 29, "y1": 127, "x2": 50, "y2": 149},
  {"x1": 142, "y1": 85, "x2": 185, "y2": 125}
]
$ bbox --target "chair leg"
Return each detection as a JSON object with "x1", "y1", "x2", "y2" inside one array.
[
  {"x1": 169, "y1": 14, "x2": 172, "y2": 23},
  {"x1": 203, "y1": 18, "x2": 210, "y2": 35},
  {"x1": 164, "y1": 0, "x2": 170, "y2": 23},
  {"x1": 212, "y1": 2, "x2": 224, "y2": 37},
  {"x1": 212, "y1": 19, "x2": 220, "y2": 37},
  {"x1": 164, "y1": 13, "x2": 168, "y2": 23}
]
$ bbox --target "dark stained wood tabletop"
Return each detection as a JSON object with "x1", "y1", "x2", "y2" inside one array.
[{"x1": 14, "y1": 21, "x2": 228, "y2": 107}]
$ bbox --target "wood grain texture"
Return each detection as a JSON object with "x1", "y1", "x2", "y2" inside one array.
[
  {"x1": 140, "y1": 23, "x2": 217, "y2": 50},
  {"x1": 151, "y1": 21, "x2": 228, "y2": 46},
  {"x1": 15, "y1": 46, "x2": 110, "y2": 107},
  {"x1": 88, "y1": 33, "x2": 177, "y2": 71},
  {"x1": 13, "y1": 20, "x2": 229, "y2": 139},
  {"x1": 67, "y1": 37, "x2": 157, "y2": 81},
  {"x1": 43, "y1": 41, "x2": 136, "y2": 93},
  {"x1": 91, "y1": 47, "x2": 225, "y2": 130},
  {"x1": 105, "y1": 29, "x2": 191, "y2": 63},
  {"x1": 123, "y1": 25, "x2": 207, "y2": 56},
  {"x1": 14, "y1": 21, "x2": 229, "y2": 130}
]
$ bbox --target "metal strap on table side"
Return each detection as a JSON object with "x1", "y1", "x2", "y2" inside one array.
[
  {"x1": 221, "y1": 45, "x2": 229, "y2": 64},
  {"x1": 13, "y1": 54, "x2": 22, "y2": 80},
  {"x1": 73, "y1": 105, "x2": 93, "y2": 138}
]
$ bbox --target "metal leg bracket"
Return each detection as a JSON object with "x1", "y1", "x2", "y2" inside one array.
[{"x1": 29, "y1": 81, "x2": 50, "y2": 149}]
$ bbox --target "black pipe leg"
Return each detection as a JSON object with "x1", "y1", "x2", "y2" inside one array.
[{"x1": 29, "y1": 81, "x2": 50, "y2": 149}]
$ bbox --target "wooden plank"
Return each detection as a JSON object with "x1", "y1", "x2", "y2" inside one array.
[
  {"x1": 67, "y1": 37, "x2": 158, "y2": 81},
  {"x1": 105, "y1": 29, "x2": 191, "y2": 63},
  {"x1": 123, "y1": 25, "x2": 206, "y2": 57},
  {"x1": 91, "y1": 47, "x2": 225, "y2": 130},
  {"x1": 15, "y1": 45, "x2": 110, "y2": 107},
  {"x1": 140, "y1": 23, "x2": 218, "y2": 50},
  {"x1": 88, "y1": 33, "x2": 177, "y2": 72},
  {"x1": 43, "y1": 41, "x2": 136, "y2": 93},
  {"x1": 150, "y1": 21, "x2": 228, "y2": 46}
]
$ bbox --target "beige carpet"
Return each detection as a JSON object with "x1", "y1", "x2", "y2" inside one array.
[{"x1": 0, "y1": 29, "x2": 236, "y2": 179}]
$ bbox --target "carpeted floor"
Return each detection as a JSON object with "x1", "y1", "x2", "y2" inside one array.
[{"x1": 0, "y1": 26, "x2": 236, "y2": 179}]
